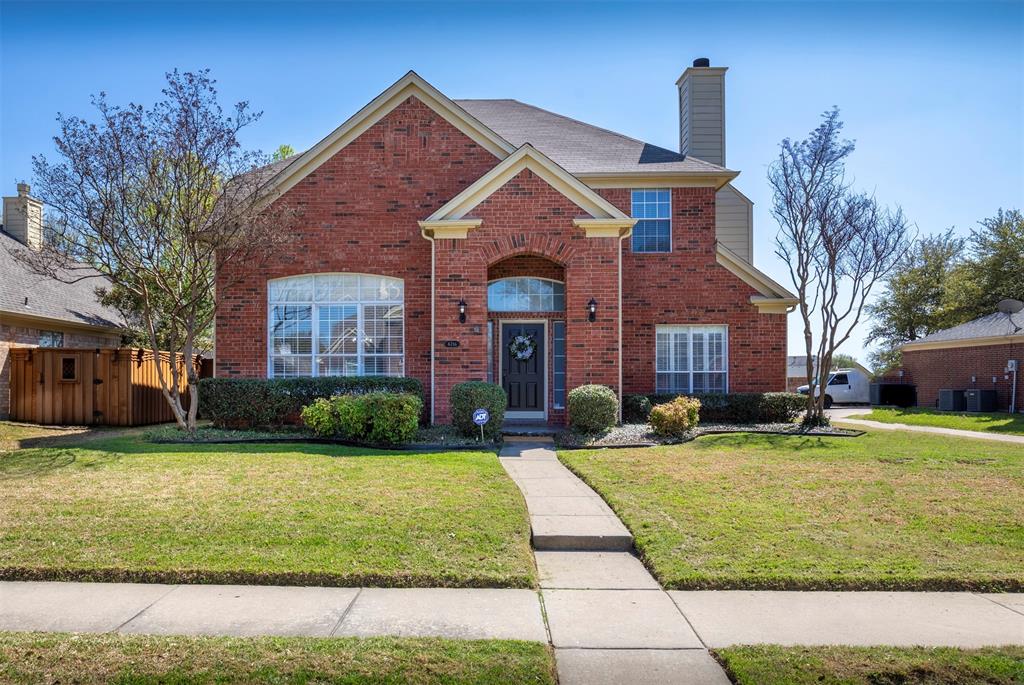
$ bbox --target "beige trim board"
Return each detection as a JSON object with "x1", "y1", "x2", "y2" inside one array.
[
  {"x1": 902, "y1": 335, "x2": 1024, "y2": 352},
  {"x1": 261, "y1": 71, "x2": 515, "y2": 204},
  {"x1": 572, "y1": 218, "x2": 635, "y2": 238},
  {"x1": 676, "y1": 65, "x2": 729, "y2": 86},
  {"x1": 425, "y1": 144, "x2": 633, "y2": 224},
  {"x1": 715, "y1": 244, "x2": 797, "y2": 300},
  {"x1": 579, "y1": 171, "x2": 738, "y2": 190},
  {"x1": 0, "y1": 310, "x2": 123, "y2": 336},
  {"x1": 750, "y1": 296, "x2": 799, "y2": 314},
  {"x1": 417, "y1": 219, "x2": 483, "y2": 239}
]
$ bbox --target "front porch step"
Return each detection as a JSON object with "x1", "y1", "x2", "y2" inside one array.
[{"x1": 501, "y1": 423, "x2": 560, "y2": 437}]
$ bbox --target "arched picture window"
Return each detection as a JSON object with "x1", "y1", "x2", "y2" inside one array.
[
  {"x1": 487, "y1": 277, "x2": 565, "y2": 312},
  {"x1": 268, "y1": 274, "x2": 404, "y2": 378}
]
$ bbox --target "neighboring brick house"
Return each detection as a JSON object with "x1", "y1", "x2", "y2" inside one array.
[
  {"x1": 1, "y1": 184, "x2": 124, "y2": 417},
  {"x1": 900, "y1": 309, "x2": 1023, "y2": 413},
  {"x1": 216, "y1": 62, "x2": 797, "y2": 425}
]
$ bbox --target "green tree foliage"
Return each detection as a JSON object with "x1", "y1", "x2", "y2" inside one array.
[
  {"x1": 271, "y1": 144, "x2": 295, "y2": 161},
  {"x1": 946, "y1": 209, "x2": 1024, "y2": 321},
  {"x1": 830, "y1": 353, "x2": 860, "y2": 370}
]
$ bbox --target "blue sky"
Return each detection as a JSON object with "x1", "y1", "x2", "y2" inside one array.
[{"x1": 2, "y1": 1, "x2": 1022, "y2": 362}]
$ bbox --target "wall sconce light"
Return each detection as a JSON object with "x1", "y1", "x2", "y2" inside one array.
[
  {"x1": 588, "y1": 298, "x2": 598, "y2": 322},
  {"x1": 458, "y1": 299, "x2": 467, "y2": 324}
]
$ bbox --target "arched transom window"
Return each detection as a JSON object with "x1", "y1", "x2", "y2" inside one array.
[
  {"x1": 268, "y1": 274, "x2": 404, "y2": 378},
  {"x1": 487, "y1": 277, "x2": 565, "y2": 312}
]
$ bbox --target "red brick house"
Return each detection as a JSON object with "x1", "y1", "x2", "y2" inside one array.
[{"x1": 215, "y1": 63, "x2": 797, "y2": 424}]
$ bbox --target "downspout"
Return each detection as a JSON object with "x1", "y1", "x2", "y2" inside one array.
[
  {"x1": 421, "y1": 226, "x2": 436, "y2": 424},
  {"x1": 618, "y1": 228, "x2": 630, "y2": 424}
]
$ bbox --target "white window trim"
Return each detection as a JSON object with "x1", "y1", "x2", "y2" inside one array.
[
  {"x1": 655, "y1": 324, "x2": 729, "y2": 393},
  {"x1": 631, "y1": 188, "x2": 672, "y2": 254},
  {"x1": 267, "y1": 273, "x2": 405, "y2": 379}
]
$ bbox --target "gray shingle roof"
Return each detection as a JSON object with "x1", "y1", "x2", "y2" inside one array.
[
  {"x1": 455, "y1": 99, "x2": 731, "y2": 176},
  {"x1": 0, "y1": 231, "x2": 124, "y2": 330},
  {"x1": 907, "y1": 311, "x2": 1024, "y2": 346}
]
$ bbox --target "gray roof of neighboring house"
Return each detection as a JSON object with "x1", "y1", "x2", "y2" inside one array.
[
  {"x1": 786, "y1": 355, "x2": 818, "y2": 376},
  {"x1": 455, "y1": 99, "x2": 731, "y2": 176},
  {"x1": 0, "y1": 230, "x2": 124, "y2": 330},
  {"x1": 907, "y1": 311, "x2": 1024, "y2": 346}
]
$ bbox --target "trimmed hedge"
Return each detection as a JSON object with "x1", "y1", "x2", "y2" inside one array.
[
  {"x1": 301, "y1": 392, "x2": 422, "y2": 446},
  {"x1": 568, "y1": 384, "x2": 619, "y2": 433},
  {"x1": 623, "y1": 392, "x2": 806, "y2": 425},
  {"x1": 199, "y1": 376, "x2": 424, "y2": 429},
  {"x1": 649, "y1": 396, "x2": 701, "y2": 438},
  {"x1": 450, "y1": 381, "x2": 507, "y2": 440}
]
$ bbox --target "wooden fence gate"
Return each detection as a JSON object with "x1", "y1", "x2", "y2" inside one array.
[{"x1": 8, "y1": 347, "x2": 199, "y2": 426}]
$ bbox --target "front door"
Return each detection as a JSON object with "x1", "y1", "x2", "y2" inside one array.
[{"x1": 501, "y1": 322, "x2": 545, "y2": 417}]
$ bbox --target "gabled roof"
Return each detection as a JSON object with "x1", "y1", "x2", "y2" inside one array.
[
  {"x1": 0, "y1": 231, "x2": 124, "y2": 331},
  {"x1": 420, "y1": 144, "x2": 635, "y2": 239},
  {"x1": 902, "y1": 310, "x2": 1024, "y2": 351},
  {"x1": 456, "y1": 99, "x2": 737, "y2": 183},
  {"x1": 261, "y1": 71, "x2": 516, "y2": 202},
  {"x1": 714, "y1": 243, "x2": 798, "y2": 313}
]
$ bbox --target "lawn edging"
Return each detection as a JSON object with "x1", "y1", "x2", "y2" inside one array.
[{"x1": 556, "y1": 424, "x2": 864, "y2": 450}]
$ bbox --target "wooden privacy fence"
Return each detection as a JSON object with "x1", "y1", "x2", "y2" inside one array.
[{"x1": 8, "y1": 347, "x2": 202, "y2": 426}]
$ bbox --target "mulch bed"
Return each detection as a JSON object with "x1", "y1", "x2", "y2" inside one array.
[{"x1": 555, "y1": 422, "x2": 864, "y2": 449}]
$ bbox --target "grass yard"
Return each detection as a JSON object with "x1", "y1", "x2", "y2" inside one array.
[
  {"x1": 847, "y1": 407, "x2": 1024, "y2": 435},
  {"x1": 0, "y1": 419, "x2": 99, "y2": 451},
  {"x1": 558, "y1": 429, "x2": 1024, "y2": 590},
  {"x1": 0, "y1": 435, "x2": 535, "y2": 587},
  {"x1": 715, "y1": 645, "x2": 1024, "y2": 685},
  {"x1": 0, "y1": 632, "x2": 556, "y2": 685}
]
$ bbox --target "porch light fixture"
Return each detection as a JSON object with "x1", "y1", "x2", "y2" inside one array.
[
  {"x1": 458, "y1": 299, "x2": 467, "y2": 324},
  {"x1": 588, "y1": 298, "x2": 598, "y2": 322}
]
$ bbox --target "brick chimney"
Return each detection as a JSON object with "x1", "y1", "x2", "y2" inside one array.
[
  {"x1": 677, "y1": 58, "x2": 728, "y2": 166},
  {"x1": 2, "y1": 182, "x2": 44, "y2": 250}
]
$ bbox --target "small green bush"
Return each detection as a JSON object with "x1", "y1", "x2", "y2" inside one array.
[
  {"x1": 649, "y1": 396, "x2": 701, "y2": 438},
  {"x1": 450, "y1": 382, "x2": 506, "y2": 440},
  {"x1": 199, "y1": 376, "x2": 424, "y2": 428},
  {"x1": 622, "y1": 392, "x2": 805, "y2": 425},
  {"x1": 300, "y1": 392, "x2": 422, "y2": 446},
  {"x1": 568, "y1": 384, "x2": 619, "y2": 433}
]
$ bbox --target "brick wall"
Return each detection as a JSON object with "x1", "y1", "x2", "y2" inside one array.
[
  {"x1": 902, "y1": 343, "x2": 1022, "y2": 412},
  {"x1": 214, "y1": 97, "x2": 501, "y2": 415},
  {"x1": 0, "y1": 321, "x2": 120, "y2": 417},
  {"x1": 598, "y1": 187, "x2": 788, "y2": 394}
]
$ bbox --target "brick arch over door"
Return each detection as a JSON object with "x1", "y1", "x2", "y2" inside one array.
[
  {"x1": 487, "y1": 254, "x2": 566, "y2": 283},
  {"x1": 477, "y1": 233, "x2": 577, "y2": 268}
]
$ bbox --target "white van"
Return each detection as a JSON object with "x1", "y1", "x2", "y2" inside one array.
[{"x1": 796, "y1": 368, "x2": 871, "y2": 408}]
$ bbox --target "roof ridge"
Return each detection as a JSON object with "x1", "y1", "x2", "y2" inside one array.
[{"x1": 458, "y1": 97, "x2": 689, "y2": 160}]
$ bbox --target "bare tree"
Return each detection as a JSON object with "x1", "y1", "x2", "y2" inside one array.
[
  {"x1": 18, "y1": 70, "x2": 297, "y2": 434},
  {"x1": 771, "y1": 109, "x2": 912, "y2": 426}
]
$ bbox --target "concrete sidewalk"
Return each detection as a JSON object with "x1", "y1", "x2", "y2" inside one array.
[{"x1": 828, "y1": 407, "x2": 1024, "y2": 444}]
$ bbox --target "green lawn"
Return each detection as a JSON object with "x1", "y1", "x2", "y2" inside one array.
[
  {"x1": 716, "y1": 645, "x2": 1024, "y2": 685},
  {"x1": 847, "y1": 407, "x2": 1024, "y2": 435},
  {"x1": 558, "y1": 429, "x2": 1024, "y2": 590},
  {"x1": 0, "y1": 419, "x2": 99, "y2": 451},
  {"x1": 0, "y1": 632, "x2": 556, "y2": 685},
  {"x1": 0, "y1": 435, "x2": 535, "y2": 587}
]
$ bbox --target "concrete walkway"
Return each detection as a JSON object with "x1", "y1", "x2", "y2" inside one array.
[{"x1": 828, "y1": 407, "x2": 1024, "y2": 444}]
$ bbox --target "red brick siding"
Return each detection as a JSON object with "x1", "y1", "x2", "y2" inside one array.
[
  {"x1": 487, "y1": 254, "x2": 566, "y2": 282},
  {"x1": 431, "y1": 168, "x2": 620, "y2": 423},
  {"x1": 0, "y1": 321, "x2": 120, "y2": 417},
  {"x1": 598, "y1": 187, "x2": 787, "y2": 394},
  {"x1": 214, "y1": 97, "x2": 501, "y2": 415},
  {"x1": 902, "y1": 343, "x2": 1022, "y2": 412}
]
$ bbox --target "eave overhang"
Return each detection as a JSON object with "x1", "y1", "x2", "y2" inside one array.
[{"x1": 715, "y1": 243, "x2": 799, "y2": 313}]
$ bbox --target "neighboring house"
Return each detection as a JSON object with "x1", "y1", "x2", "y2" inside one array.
[
  {"x1": 215, "y1": 60, "x2": 798, "y2": 425},
  {"x1": 1, "y1": 183, "x2": 124, "y2": 418},
  {"x1": 786, "y1": 355, "x2": 819, "y2": 392},
  {"x1": 900, "y1": 309, "x2": 1023, "y2": 413}
]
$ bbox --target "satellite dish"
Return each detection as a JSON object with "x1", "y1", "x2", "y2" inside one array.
[{"x1": 997, "y1": 299, "x2": 1024, "y2": 314}]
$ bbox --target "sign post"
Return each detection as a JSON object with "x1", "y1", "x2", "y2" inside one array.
[{"x1": 472, "y1": 408, "x2": 490, "y2": 442}]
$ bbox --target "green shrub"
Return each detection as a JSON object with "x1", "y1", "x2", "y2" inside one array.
[
  {"x1": 568, "y1": 384, "x2": 618, "y2": 433},
  {"x1": 300, "y1": 392, "x2": 421, "y2": 446},
  {"x1": 649, "y1": 396, "x2": 701, "y2": 438},
  {"x1": 300, "y1": 398, "x2": 339, "y2": 437},
  {"x1": 622, "y1": 392, "x2": 805, "y2": 424},
  {"x1": 450, "y1": 382, "x2": 507, "y2": 440},
  {"x1": 198, "y1": 376, "x2": 424, "y2": 428}
]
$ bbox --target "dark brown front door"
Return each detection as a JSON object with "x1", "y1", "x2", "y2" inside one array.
[{"x1": 501, "y1": 322, "x2": 544, "y2": 413}]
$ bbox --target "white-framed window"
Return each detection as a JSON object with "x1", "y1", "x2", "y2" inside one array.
[
  {"x1": 268, "y1": 274, "x2": 404, "y2": 378},
  {"x1": 39, "y1": 330, "x2": 64, "y2": 347},
  {"x1": 487, "y1": 277, "x2": 565, "y2": 312},
  {"x1": 631, "y1": 188, "x2": 671, "y2": 253},
  {"x1": 656, "y1": 325, "x2": 728, "y2": 393}
]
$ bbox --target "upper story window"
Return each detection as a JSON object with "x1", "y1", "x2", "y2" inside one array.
[
  {"x1": 488, "y1": 277, "x2": 565, "y2": 312},
  {"x1": 39, "y1": 331, "x2": 64, "y2": 347},
  {"x1": 268, "y1": 274, "x2": 404, "y2": 378},
  {"x1": 631, "y1": 188, "x2": 671, "y2": 253}
]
